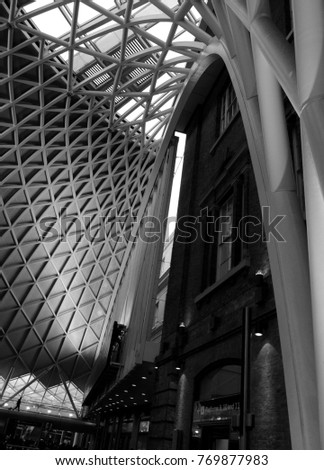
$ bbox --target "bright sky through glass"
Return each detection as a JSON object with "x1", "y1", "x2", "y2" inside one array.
[{"x1": 166, "y1": 132, "x2": 186, "y2": 238}]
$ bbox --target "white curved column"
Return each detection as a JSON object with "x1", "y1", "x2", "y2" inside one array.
[
  {"x1": 198, "y1": 32, "x2": 320, "y2": 447},
  {"x1": 213, "y1": 0, "x2": 320, "y2": 447},
  {"x1": 293, "y1": 0, "x2": 324, "y2": 448},
  {"x1": 247, "y1": 37, "x2": 319, "y2": 450}
]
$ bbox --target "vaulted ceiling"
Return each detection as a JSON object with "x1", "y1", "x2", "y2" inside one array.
[{"x1": 0, "y1": 0, "x2": 211, "y2": 415}]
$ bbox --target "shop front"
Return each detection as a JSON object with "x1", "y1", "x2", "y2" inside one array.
[{"x1": 191, "y1": 364, "x2": 241, "y2": 450}]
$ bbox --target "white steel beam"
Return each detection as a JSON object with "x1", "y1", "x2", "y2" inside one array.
[
  {"x1": 242, "y1": 0, "x2": 320, "y2": 450},
  {"x1": 293, "y1": 0, "x2": 324, "y2": 448},
  {"x1": 250, "y1": 37, "x2": 320, "y2": 451}
]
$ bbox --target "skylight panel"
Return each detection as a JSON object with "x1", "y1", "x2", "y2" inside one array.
[
  {"x1": 164, "y1": 49, "x2": 186, "y2": 62},
  {"x1": 117, "y1": 99, "x2": 145, "y2": 123},
  {"x1": 155, "y1": 74, "x2": 171, "y2": 88},
  {"x1": 156, "y1": 128, "x2": 166, "y2": 139},
  {"x1": 153, "y1": 97, "x2": 175, "y2": 113},
  {"x1": 174, "y1": 29, "x2": 197, "y2": 43},
  {"x1": 125, "y1": 106, "x2": 145, "y2": 123},
  {"x1": 69, "y1": 3, "x2": 100, "y2": 23},
  {"x1": 146, "y1": 121, "x2": 167, "y2": 140},
  {"x1": 60, "y1": 50, "x2": 69, "y2": 62},
  {"x1": 95, "y1": 26, "x2": 123, "y2": 52},
  {"x1": 146, "y1": 21, "x2": 173, "y2": 43},
  {"x1": 77, "y1": 20, "x2": 117, "y2": 39},
  {"x1": 23, "y1": 0, "x2": 54, "y2": 13},
  {"x1": 146, "y1": 118, "x2": 163, "y2": 134},
  {"x1": 27, "y1": 9, "x2": 71, "y2": 38},
  {"x1": 131, "y1": 2, "x2": 171, "y2": 21},
  {"x1": 187, "y1": 6, "x2": 202, "y2": 24},
  {"x1": 92, "y1": 0, "x2": 116, "y2": 9},
  {"x1": 150, "y1": 92, "x2": 168, "y2": 105},
  {"x1": 117, "y1": 99, "x2": 137, "y2": 115}
]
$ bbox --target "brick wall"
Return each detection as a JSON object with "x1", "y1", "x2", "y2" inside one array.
[
  {"x1": 149, "y1": 63, "x2": 291, "y2": 450},
  {"x1": 250, "y1": 315, "x2": 291, "y2": 449}
]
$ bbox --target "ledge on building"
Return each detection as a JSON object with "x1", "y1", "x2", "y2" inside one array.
[{"x1": 194, "y1": 258, "x2": 250, "y2": 305}]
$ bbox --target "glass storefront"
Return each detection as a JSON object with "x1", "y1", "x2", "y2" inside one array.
[{"x1": 191, "y1": 364, "x2": 241, "y2": 450}]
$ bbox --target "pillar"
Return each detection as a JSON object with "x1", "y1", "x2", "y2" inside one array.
[
  {"x1": 293, "y1": 0, "x2": 324, "y2": 449},
  {"x1": 246, "y1": 0, "x2": 320, "y2": 449}
]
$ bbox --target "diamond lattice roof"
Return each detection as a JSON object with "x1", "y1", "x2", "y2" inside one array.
[{"x1": 0, "y1": 0, "x2": 211, "y2": 414}]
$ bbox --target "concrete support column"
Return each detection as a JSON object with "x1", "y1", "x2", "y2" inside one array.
[
  {"x1": 73, "y1": 432, "x2": 81, "y2": 448},
  {"x1": 293, "y1": 0, "x2": 324, "y2": 448},
  {"x1": 148, "y1": 364, "x2": 179, "y2": 450},
  {"x1": 129, "y1": 413, "x2": 141, "y2": 450},
  {"x1": 301, "y1": 139, "x2": 324, "y2": 447},
  {"x1": 246, "y1": 0, "x2": 320, "y2": 448}
]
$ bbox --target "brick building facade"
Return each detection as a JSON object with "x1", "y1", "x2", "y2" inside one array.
[{"x1": 148, "y1": 66, "x2": 291, "y2": 450}]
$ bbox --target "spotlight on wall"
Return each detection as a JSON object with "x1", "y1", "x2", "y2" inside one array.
[
  {"x1": 254, "y1": 324, "x2": 264, "y2": 337},
  {"x1": 175, "y1": 360, "x2": 182, "y2": 371},
  {"x1": 178, "y1": 322, "x2": 188, "y2": 348},
  {"x1": 254, "y1": 319, "x2": 267, "y2": 337}
]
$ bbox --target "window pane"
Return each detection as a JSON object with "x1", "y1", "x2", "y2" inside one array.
[
  {"x1": 219, "y1": 83, "x2": 238, "y2": 135},
  {"x1": 216, "y1": 196, "x2": 233, "y2": 279}
]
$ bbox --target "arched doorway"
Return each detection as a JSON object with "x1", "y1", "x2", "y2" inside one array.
[{"x1": 191, "y1": 363, "x2": 241, "y2": 450}]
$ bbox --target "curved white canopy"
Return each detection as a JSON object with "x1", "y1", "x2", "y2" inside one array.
[
  {"x1": 0, "y1": 0, "x2": 209, "y2": 415},
  {"x1": 2, "y1": 4, "x2": 322, "y2": 450}
]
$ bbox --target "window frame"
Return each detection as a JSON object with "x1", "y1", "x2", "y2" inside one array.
[
  {"x1": 287, "y1": 112, "x2": 305, "y2": 219},
  {"x1": 215, "y1": 193, "x2": 234, "y2": 281},
  {"x1": 218, "y1": 82, "x2": 239, "y2": 136},
  {"x1": 201, "y1": 172, "x2": 247, "y2": 291}
]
